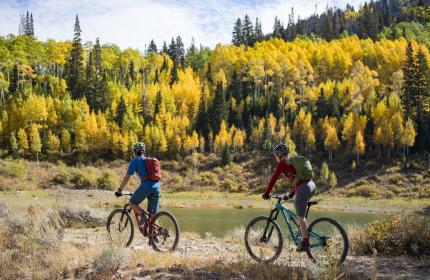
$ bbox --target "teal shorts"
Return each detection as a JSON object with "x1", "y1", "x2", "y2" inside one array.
[{"x1": 129, "y1": 182, "x2": 160, "y2": 213}]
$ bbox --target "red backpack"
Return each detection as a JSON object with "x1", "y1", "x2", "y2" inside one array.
[{"x1": 143, "y1": 157, "x2": 161, "y2": 181}]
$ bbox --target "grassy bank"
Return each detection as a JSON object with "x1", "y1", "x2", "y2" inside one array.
[{"x1": 1, "y1": 189, "x2": 429, "y2": 215}]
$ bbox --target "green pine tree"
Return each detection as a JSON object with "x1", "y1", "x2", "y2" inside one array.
[
  {"x1": 196, "y1": 90, "x2": 210, "y2": 139},
  {"x1": 116, "y1": 95, "x2": 127, "y2": 127},
  {"x1": 210, "y1": 81, "x2": 227, "y2": 135},
  {"x1": 402, "y1": 42, "x2": 415, "y2": 120},
  {"x1": 147, "y1": 40, "x2": 158, "y2": 54},
  {"x1": 66, "y1": 15, "x2": 84, "y2": 99},
  {"x1": 232, "y1": 18, "x2": 243, "y2": 46},
  {"x1": 221, "y1": 145, "x2": 233, "y2": 165}
]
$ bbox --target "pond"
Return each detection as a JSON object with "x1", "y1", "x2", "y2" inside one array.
[{"x1": 162, "y1": 206, "x2": 382, "y2": 237}]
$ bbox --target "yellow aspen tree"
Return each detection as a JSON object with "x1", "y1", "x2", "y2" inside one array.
[
  {"x1": 47, "y1": 131, "x2": 60, "y2": 152},
  {"x1": 74, "y1": 117, "x2": 88, "y2": 157},
  {"x1": 285, "y1": 134, "x2": 297, "y2": 156},
  {"x1": 214, "y1": 121, "x2": 231, "y2": 153},
  {"x1": 293, "y1": 109, "x2": 314, "y2": 154},
  {"x1": 401, "y1": 119, "x2": 416, "y2": 161},
  {"x1": 268, "y1": 113, "x2": 277, "y2": 136},
  {"x1": 354, "y1": 130, "x2": 365, "y2": 165},
  {"x1": 277, "y1": 125, "x2": 286, "y2": 143},
  {"x1": 190, "y1": 131, "x2": 199, "y2": 152},
  {"x1": 29, "y1": 124, "x2": 42, "y2": 162},
  {"x1": 61, "y1": 129, "x2": 71, "y2": 153},
  {"x1": 198, "y1": 134, "x2": 205, "y2": 153},
  {"x1": 373, "y1": 127, "x2": 384, "y2": 158},
  {"x1": 232, "y1": 129, "x2": 246, "y2": 151},
  {"x1": 390, "y1": 112, "x2": 403, "y2": 147},
  {"x1": 324, "y1": 125, "x2": 340, "y2": 161},
  {"x1": 17, "y1": 128, "x2": 29, "y2": 157}
]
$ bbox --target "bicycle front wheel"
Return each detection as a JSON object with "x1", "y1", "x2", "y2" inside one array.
[
  {"x1": 149, "y1": 211, "x2": 180, "y2": 252},
  {"x1": 306, "y1": 217, "x2": 349, "y2": 265},
  {"x1": 106, "y1": 209, "x2": 134, "y2": 247},
  {"x1": 244, "y1": 216, "x2": 284, "y2": 263}
]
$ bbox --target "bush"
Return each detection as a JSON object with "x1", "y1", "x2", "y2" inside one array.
[
  {"x1": 73, "y1": 169, "x2": 98, "y2": 189},
  {"x1": 223, "y1": 178, "x2": 239, "y2": 192},
  {"x1": 198, "y1": 171, "x2": 220, "y2": 187},
  {"x1": 53, "y1": 167, "x2": 101, "y2": 189},
  {"x1": 320, "y1": 162, "x2": 329, "y2": 181},
  {"x1": 92, "y1": 247, "x2": 127, "y2": 277},
  {"x1": 345, "y1": 184, "x2": 381, "y2": 197},
  {"x1": 96, "y1": 170, "x2": 119, "y2": 190},
  {"x1": 351, "y1": 215, "x2": 430, "y2": 256},
  {"x1": 329, "y1": 171, "x2": 337, "y2": 188},
  {"x1": 0, "y1": 160, "x2": 28, "y2": 179},
  {"x1": 58, "y1": 205, "x2": 106, "y2": 228}
]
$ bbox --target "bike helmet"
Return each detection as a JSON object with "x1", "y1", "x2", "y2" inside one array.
[
  {"x1": 133, "y1": 142, "x2": 146, "y2": 154},
  {"x1": 273, "y1": 143, "x2": 289, "y2": 157}
]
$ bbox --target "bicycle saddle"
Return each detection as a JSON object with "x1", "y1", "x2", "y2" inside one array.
[{"x1": 307, "y1": 201, "x2": 319, "y2": 206}]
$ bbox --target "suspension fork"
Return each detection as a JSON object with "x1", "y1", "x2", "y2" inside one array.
[
  {"x1": 262, "y1": 209, "x2": 279, "y2": 242},
  {"x1": 119, "y1": 204, "x2": 131, "y2": 229}
]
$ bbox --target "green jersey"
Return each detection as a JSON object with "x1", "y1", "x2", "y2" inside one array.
[{"x1": 289, "y1": 155, "x2": 314, "y2": 185}]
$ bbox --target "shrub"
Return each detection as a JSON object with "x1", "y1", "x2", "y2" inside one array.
[
  {"x1": 320, "y1": 161, "x2": 329, "y2": 181},
  {"x1": 351, "y1": 215, "x2": 430, "y2": 256},
  {"x1": 345, "y1": 184, "x2": 381, "y2": 197},
  {"x1": 387, "y1": 184, "x2": 402, "y2": 195},
  {"x1": 74, "y1": 169, "x2": 98, "y2": 189},
  {"x1": 96, "y1": 170, "x2": 119, "y2": 190},
  {"x1": 410, "y1": 174, "x2": 424, "y2": 184},
  {"x1": 329, "y1": 171, "x2": 337, "y2": 188},
  {"x1": 92, "y1": 247, "x2": 127, "y2": 277},
  {"x1": 197, "y1": 171, "x2": 219, "y2": 187},
  {"x1": 351, "y1": 160, "x2": 357, "y2": 170},
  {"x1": 213, "y1": 167, "x2": 224, "y2": 175},
  {"x1": 58, "y1": 205, "x2": 106, "y2": 228},
  {"x1": 223, "y1": 178, "x2": 239, "y2": 192},
  {"x1": 0, "y1": 160, "x2": 28, "y2": 179},
  {"x1": 53, "y1": 167, "x2": 99, "y2": 189}
]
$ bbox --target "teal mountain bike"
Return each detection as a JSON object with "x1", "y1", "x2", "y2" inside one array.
[{"x1": 245, "y1": 194, "x2": 349, "y2": 264}]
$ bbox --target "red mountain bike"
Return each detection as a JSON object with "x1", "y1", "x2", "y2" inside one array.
[{"x1": 106, "y1": 193, "x2": 180, "y2": 252}]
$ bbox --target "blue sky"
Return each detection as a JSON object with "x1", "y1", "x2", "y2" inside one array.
[{"x1": 0, "y1": 0, "x2": 368, "y2": 50}]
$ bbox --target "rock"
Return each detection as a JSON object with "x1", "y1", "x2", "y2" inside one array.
[{"x1": 132, "y1": 276, "x2": 152, "y2": 280}]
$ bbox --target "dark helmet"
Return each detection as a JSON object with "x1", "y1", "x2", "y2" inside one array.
[
  {"x1": 273, "y1": 143, "x2": 289, "y2": 157},
  {"x1": 133, "y1": 142, "x2": 146, "y2": 154}
]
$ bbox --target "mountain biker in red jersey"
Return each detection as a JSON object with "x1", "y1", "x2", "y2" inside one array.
[{"x1": 262, "y1": 143, "x2": 316, "y2": 251}]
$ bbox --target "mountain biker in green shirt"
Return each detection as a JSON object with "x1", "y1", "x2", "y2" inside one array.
[{"x1": 262, "y1": 143, "x2": 316, "y2": 251}]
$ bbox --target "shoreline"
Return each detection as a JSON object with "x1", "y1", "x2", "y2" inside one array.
[{"x1": 1, "y1": 188, "x2": 428, "y2": 215}]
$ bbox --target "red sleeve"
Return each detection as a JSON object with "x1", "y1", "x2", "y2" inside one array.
[{"x1": 265, "y1": 161, "x2": 296, "y2": 194}]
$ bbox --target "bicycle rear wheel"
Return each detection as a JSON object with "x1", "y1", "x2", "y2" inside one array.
[
  {"x1": 149, "y1": 211, "x2": 180, "y2": 252},
  {"x1": 306, "y1": 217, "x2": 349, "y2": 265},
  {"x1": 244, "y1": 216, "x2": 284, "y2": 263},
  {"x1": 106, "y1": 209, "x2": 134, "y2": 247}
]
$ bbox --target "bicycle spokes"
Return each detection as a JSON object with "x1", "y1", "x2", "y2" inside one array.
[
  {"x1": 149, "y1": 211, "x2": 180, "y2": 252},
  {"x1": 245, "y1": 217, "x2": 283, "y2": 263},
  {"x1": 107, "y1": 209, "x2": 134, "y2": 247},
  {"x1": 307, "y1": 218, "x2": 349, "y2": 265}
]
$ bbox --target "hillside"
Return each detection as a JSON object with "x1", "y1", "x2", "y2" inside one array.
[{"x1": 1, "y1": 152, "x2": 429, "y2": 200}]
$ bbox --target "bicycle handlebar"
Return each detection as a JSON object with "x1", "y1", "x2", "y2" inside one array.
[
  {"x1": 116, "y1": 192, "x2": 133, "y2": 197},
  {"x1": 270, "y1": 194, "x2": 289, "y2": 201}
]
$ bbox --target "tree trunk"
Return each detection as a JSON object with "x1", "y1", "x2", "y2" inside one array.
[{"x1": 378, "y1": 144, "x2": 380, "y2": 159}]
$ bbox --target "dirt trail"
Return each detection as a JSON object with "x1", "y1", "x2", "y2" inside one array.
[{"x1": 64, "y1": 228, "x2": 430, "y2": 280}]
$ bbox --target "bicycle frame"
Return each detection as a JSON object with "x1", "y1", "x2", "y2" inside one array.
[
  {"x1": 265, "y1": 200, "x2": 326, "y2": 248},
  {"x1": 121, "y1": 203, "x2": 160, "y2": 236}
]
